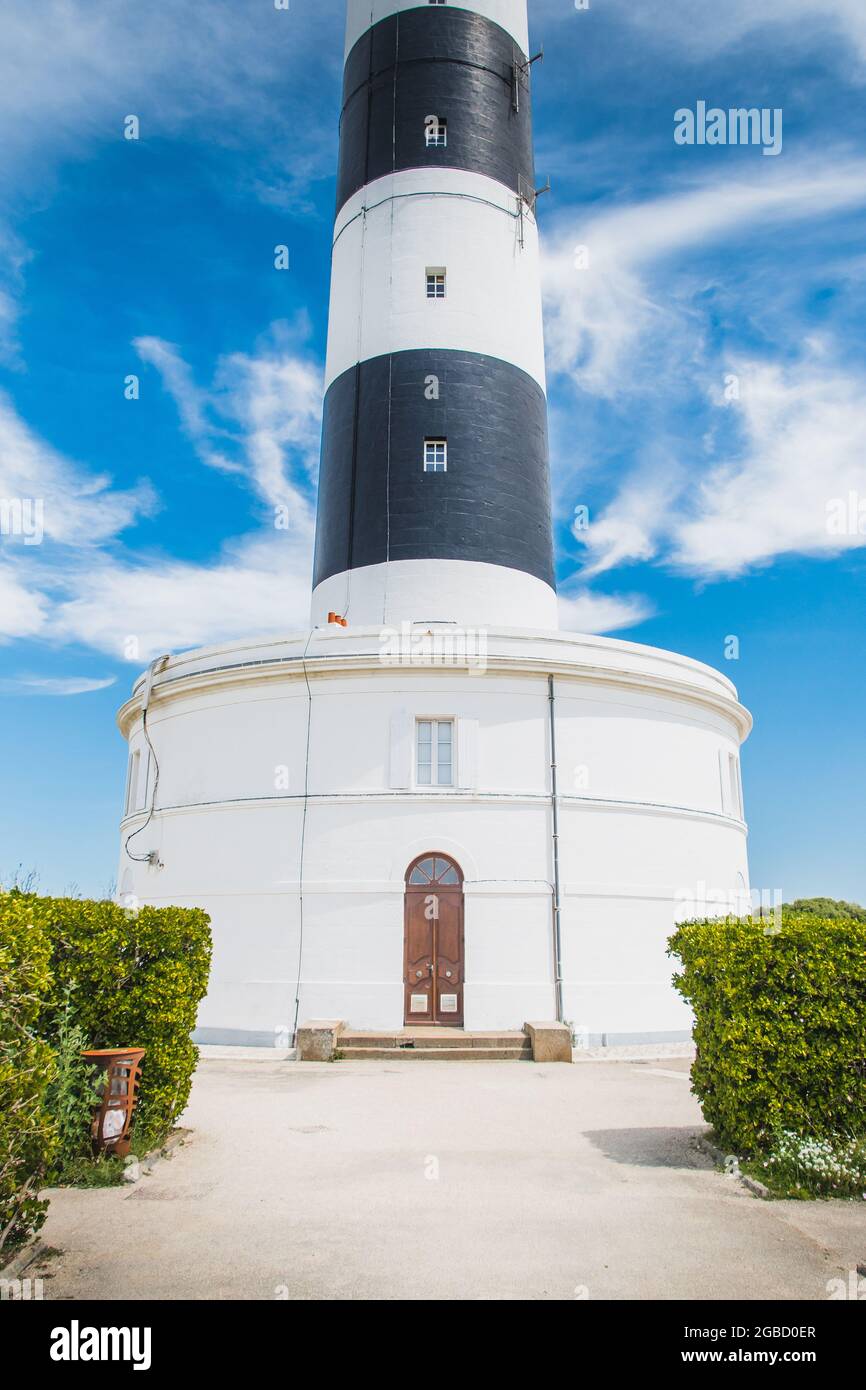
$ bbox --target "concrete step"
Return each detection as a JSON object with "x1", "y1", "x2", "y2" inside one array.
[
  {"x1": 339, "y1": 1045, "x2": 532, "y2": 1062},
  {"x1": 340, "y1": 1030, "x2": 528, "y2": 1051}
]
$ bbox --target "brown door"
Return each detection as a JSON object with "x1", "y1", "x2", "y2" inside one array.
[{"x1": 404, "y1": 854, "x2": 464, "y2": 1026}]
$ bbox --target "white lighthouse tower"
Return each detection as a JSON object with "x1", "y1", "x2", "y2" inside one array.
[{"x1": 117, "y1": 0, "x2": 752, "y2": 1047}]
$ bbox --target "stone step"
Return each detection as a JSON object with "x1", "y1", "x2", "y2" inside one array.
[
  {"x1": 339, "y1": 1045, "x2": 532, "y2": 1062},
  {"x1": 340, "y1": 1031, "x2": 529, "y2": 1051}
]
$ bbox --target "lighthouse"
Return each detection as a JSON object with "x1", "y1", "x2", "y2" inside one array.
[
  {"x1": 312, "y1": 0, "x2": 557, "y2": 631},
  {"x1": 117, "y1": 0, "x2": 752, "y2": 1048}
]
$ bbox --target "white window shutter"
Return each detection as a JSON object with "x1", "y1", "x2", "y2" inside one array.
[
  {"x1": 717, "y1": 749, "x2": 728, "y2": 813},
  {"x1": 389, "y1": 709, "x2": 412, "y2": 789},
  {"x1": 128, "y1": 748, "x2": 141, "y2": 813},
  {"x1": 457, "y1": 718, "x2": 478, "y2": 789}
]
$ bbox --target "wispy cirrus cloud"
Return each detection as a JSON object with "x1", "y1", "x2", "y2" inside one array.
[
  {"x1": 48, "y1": 531, "x2": 314, "y2": 662},
  {"x1": 573, "y1": 348, "x2": 866, "y2": 580},
  {"x1": 0, "y1": 674, "x2": 116, "y2": 696},
  {"x1": 558, "y1": 588, "x2": 654, "y2": 635},
  {"x1": 134, "y1": 320, "x2": 323, "y2": 510},
  {"x1": 0, "y1": 0, "x2": 339, "y2": 190},
  {"x1": 618, "y1": 0, "x2": 866, "y2": 70},
  {"x1": 533, "y1": 0, "x2": 866, "y2": 72},
  {"x1": 0, "y1": 0, "x2": 340, "y2": 354},
  {"x1": 0, "y1": 390, "x2": 158, "y2": 548},
  {"x1": 0, "y1": 564, "x2": 48, "y2": 642},
  {"x1": 0, "y1": 327, "x2": 319, "y2": 655},
  {"x1": 543, "y1": 152, "x2": 866, "y2": 597},
  {"x1": 673, "y1": 353, "x2": 866, "y2": 576},
  {"x1": 541, "y1": 158, "x2": 866, "y2": 398},
  {"x1": 574, "y1": 467, "x2": 684, "y2": 580}
]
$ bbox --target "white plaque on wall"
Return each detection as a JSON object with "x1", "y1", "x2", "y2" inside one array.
[
  {"x1": 440, "y1": 993, "x2": 458, "y2": 1013},
  {"x1": 410, "y1": 994, "x2": 428, "y2": 1012}
]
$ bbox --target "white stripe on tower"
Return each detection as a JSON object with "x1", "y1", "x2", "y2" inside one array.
[
  {"x1": 326, "y1": 169, "x2": 546, "y2": 392},
  {"x1": 343, "y1": 1, "x2": 530, "y2": 58},
  {"x1": 311, "y1": 0, "x2": 557, "y2": 630}
]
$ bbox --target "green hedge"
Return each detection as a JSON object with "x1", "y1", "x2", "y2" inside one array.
[
  {"x1": 669, "y1": 911, "x2": 866, "y2": 1154},
  {"x1": 0, "y1": 898, "x2": 56, "y2": 1255},
  {"x1": 0, "y1": 891, "x2": 211, "y2": 1254},
  {"x1": 38, "y1": 896, "x2": 212, "y2": 1147}
]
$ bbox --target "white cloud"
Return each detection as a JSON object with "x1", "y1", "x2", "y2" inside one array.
[
  {"x1": 574, "y1": 467, "x2": 683, "y2": 579},
  {"x1": 132, "y1": 337, "x2": 238, "y2": 476},
  {"x1": 0, "y1": 390, "x2": 158, "y2": 545},
  {"x1": 0, "y1": 2, "x2": 340, "y2": 354},
  {"x1": 0, "y1": 563, "x2": 48, "y2": 641},
  {"x1": 672, "y1": 356, "x2": 866, "y2": 575},
  {"x1": 49, "y1": 530, "x2": 314, "y2": 662},
  {"x1": 135, "y1": 324, "x2": 322, "y2": 508},
  {"x1": 542, "y1": 160, "x2": 866, "y2": 397},
  {"x1": 0, "y1": 1, "x2": 339, "y2": 189},
  {"x1": 533, "y1": 0, "x2": 866, "y2": 71},
  {"x1": 620, "y1": 0, "x2": 866, "y2": 68},
  {"x1": 558, "y1": 589, "x2": 653, "y2": 634},
  {"x1": 575, "y1": 351, "x2": 866, "y2": 579},
  {"x1": 0, "y1": 329, "x2": 319, "y2": 660},
  {"x1": 0, "y1": 674, "x2": 116, "y2": 696}
]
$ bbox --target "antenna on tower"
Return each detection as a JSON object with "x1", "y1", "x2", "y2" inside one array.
[
  {"x1": 517, "y1": 174, "x2": 550, "y2": 249},
  {"x1": 512, "y1": 45, "x2": 544, "y2": 113}
]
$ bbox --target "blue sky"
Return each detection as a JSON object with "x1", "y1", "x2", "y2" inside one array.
[{"x1": 1, "y1": 0, "x2": 865, "y2": 902}]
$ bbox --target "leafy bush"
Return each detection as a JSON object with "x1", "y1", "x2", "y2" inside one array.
[
  {"x1": 43, "y1": 995, "x2": 104, "y2": 1182},
  {"x1": 0, "y1": 898, "x2": 56, "y2": 1257},
  {"x1": 37, "y1": 896, "x2": 212, "y2": 1148},
  {"x1": 1, "y1": 891, "x2": 211, "y2": 1169},
  {"x1": 784, "y1": 897, "x2": 866, "y2": 923},
  {"x1": 669, "y1": 911, "x2": 866, "y2": 1155}
]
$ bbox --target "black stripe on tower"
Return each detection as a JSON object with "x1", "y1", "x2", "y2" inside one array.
[
  {"x1": 337, "y1": 8, "x2": 534, "y2": 215},
  {"x1": 312, "y1": 350, "x2": 555, "y2": 590}
]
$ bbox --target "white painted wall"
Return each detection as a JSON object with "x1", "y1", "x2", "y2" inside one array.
[
  {"x1": 117, "y1": 628, "x2": 751, "y2": 1045},
  {"x1": 312, "y1": 556, "x2": 558, "y2": 629},
  {"x1": 344, "y1": 1, "x2": 531, "y2": 59},
  {"x1": 326, "y1": 169, "x2": 546, "y2": 392}
]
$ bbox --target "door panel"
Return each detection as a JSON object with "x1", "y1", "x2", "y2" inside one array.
[
  {"x1": 404, "y1": 891, "x2": 435, "y2": 1023},
  {"x1": 433, "y1": 890, "x2": 463, "y2": 1022}
]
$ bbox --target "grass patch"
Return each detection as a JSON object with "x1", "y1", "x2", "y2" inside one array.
[{"x1": 50, "y1": 1154, "x2": 126, "y2": 1189}]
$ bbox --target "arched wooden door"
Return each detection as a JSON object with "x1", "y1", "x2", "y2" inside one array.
[{"x1": 404, "y1": 854, "x2": 464, "y2": 1026}]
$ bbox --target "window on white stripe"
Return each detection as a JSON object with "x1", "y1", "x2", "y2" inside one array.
[
  {"x1": 416, "y1": 719, "x2": 454, "y2": 787},
  {"x1": 424, "y1": 438, "x2": 447, "y2": 472},
  {"x1": 426, "y1": 267, "x2": 446, "y2": 298},
  {"x1": 424, "y1": 114, "x2": 447, "y2": 147}
]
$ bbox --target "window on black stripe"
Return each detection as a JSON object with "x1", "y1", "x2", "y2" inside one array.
[
  {"x1": 424, "y1": 439, "x2": 447, "y2": 473},
  {"x1": 424, "y1": 114, "x2": 447, "y2": 147}
]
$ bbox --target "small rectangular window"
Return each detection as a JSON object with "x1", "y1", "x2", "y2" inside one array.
[
  {"x1": 426, "y1": 267, "x2": 446, "y2": 298},
  {"x1": 416, "y1": 719, "x2": 454, "y2": 787},
  {"x1": 425, "y1": 115, "x2": 447, "y2": 147},
  {"x1": 424, "y1": 438, "x2": 447, "y2": 472}
]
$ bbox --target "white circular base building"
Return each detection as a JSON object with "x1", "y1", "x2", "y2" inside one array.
[{"x1": 117, "y1": 623, "x2": 751, "y2": 1046}]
